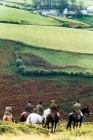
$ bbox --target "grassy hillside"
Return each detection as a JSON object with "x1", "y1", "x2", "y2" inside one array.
[{"x1": 0, "y1": 39, "x2": 93, "y2": 122}]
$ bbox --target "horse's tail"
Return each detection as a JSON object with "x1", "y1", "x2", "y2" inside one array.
[
  {"x1": 66, "y1": 114, "x2": 72, "y2": 129},
  {"x1": 26, "y1": 115, "x2": 31, "y2": 125}
]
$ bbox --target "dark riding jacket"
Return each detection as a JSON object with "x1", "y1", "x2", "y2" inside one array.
[{"x1": 26, "y1": 103, "x2": 33, "y2": 113}]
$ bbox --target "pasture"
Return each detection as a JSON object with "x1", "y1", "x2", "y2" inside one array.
[
  {"x1": 1, "y1": 39, "x2": 93, "y2": 75},
  {"x1": 0, "y1": 121, "x2": 93, "y2": 140},
  {"x1": 0, "y1": 24, "x2": 93, "y2": 54},
  {"x1": 0, "y1": 5, "x2": 62, "y2": 25}
]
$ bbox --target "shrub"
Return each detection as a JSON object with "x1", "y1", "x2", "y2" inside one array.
[
  {"x1": 16, "y1": 58, "x2": 23, "y2": 67},
  {"x1": 18, "y1": 65, "x2": 25, "y2": 73},
  {"x1": 62, "y1": 23, "x2": 70, "y2": 28},
  {"x1": 83, "y1": 70, "x2": 93, "y2": 77}
]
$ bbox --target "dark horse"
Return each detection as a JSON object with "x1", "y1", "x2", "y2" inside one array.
[
  {"x1": 43, "y1": 112, "x2": 59, "y2": 133},
  {"x1": 66, "y1": 107, "x2": 91, "y2": 129},
  {"x1": 19, "y1": 112, "x2": 30, "y2": 122}
]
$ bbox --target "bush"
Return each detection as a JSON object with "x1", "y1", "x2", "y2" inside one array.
[
  {"x1": 18, "y1": 65, "x2": 25, "y2": 73},
  {"x1": 16, "y1": 58, "x2": 23, "y2": 67},
  {"x1": 62, "y1": 23, "x2": 70, "y2": 28},
  {"x1": 83, "y1": 70, "x2": 93, "y2": 77}
]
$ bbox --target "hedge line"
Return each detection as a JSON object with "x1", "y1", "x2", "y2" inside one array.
[{"x1": 15, "y1": 44, "x2": 93, "y2": 78}]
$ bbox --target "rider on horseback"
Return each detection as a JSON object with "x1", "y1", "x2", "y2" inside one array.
[
  {"x1": 49, "y1": 100, "x2": 60, "y2": 122},
  {"x1": 26, "y1": 101, "x2": 33, "y2": 113},
  {"x1": 73, "y1": 100, "x2": 83, "y2": 119},
  {"x1": 50, "y1": 100, "x2": 58, "y2": 114},
  {"x1": 36, "y1": 102, "x2": 44, "y2": 116},
  {"x1": 3, "y1": 104, "x2": 13, "y2": 121}
]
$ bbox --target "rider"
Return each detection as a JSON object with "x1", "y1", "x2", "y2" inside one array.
[
  {"x1": 36, "y1": 102, "x2": 44, "y2": 116},
  {"x1": 49, "y1": 100, "x2": 58, "y2": 119},
  {"x1": 73, "y1": 100, "x2": 83, "y2": 119},
  {"x1": 25, "y1": 101, "x2": 33, "y2": 113},
  {"x1": 4, "y1": 104, "x2": 13, "y2": 121}
]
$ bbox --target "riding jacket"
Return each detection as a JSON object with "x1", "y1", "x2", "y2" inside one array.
[
  {"x1": 26, "y1": 103, "x2": 33, "y2": 113},
  {"x1": 4, "y1": 106, "x2": 12, "y2": 116},
  {"x1": 73, "y1": 102, "x2": 82, "y2": 115},
  {"x1": 50, "y1": 103, "x2": 58, "y2": 114},
  {"x1": 36, "y1": 104, "x2": 44, "y2": 116}
]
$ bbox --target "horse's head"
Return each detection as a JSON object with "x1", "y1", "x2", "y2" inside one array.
[{"x1": 81, "y1": 107, "x2": 92, "y2": 115}]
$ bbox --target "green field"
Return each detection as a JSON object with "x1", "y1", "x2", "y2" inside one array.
[
  {"x1": 0, "y1": 23, "x2": 93, "y2": 54},
  {"x1": 0, "y1": 2, "x2": 93, "y2": 76}
]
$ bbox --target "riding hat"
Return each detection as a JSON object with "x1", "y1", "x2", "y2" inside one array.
[
  {"x1": 9, "y1": 104, "x2": 12, "y2": 106},
  {"x1": 51, "y1": 100, "x2": 55, "y2": 103}
]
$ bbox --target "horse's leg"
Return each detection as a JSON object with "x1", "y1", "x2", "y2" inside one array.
[
  {"x1": 76, "y1": 122, "x2": 78, "y2": 127},
  {"x1": 79, "y1": 116, "x2": 83, "y2": 127},
  {"x1": 51, "y1": 122, "x2": 54, "y2": 133},
  {"x1": 54, "y1": 122, "x2": 57, "y2": 133},
  {"x1": 66, "y1": 120, "x2": 72, "y2": 130},
  {"x1": 73, "y1": 122, "x2": 76, "y2": 129}
]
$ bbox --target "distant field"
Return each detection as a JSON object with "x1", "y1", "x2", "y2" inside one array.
[
  {"x1": 20, "y1": 43, "x2": 93, "y2": 72},
  {"x1": 0, "y1": 5, "x2": 89, "y2": 27},
  {"x1": 2, "y1": 0, "x2": 32, "y2": 4},
  {"x1": 1, "y1": 40, "x2": 93, "y2": 75},
  {"x1": 0, "y1": 23, "x2": 93, "y2": 54},
  {"x1": 0, "y1": 5, "x2": 62, "y2": 25},
  {"x1": 76, "y1": 0, "x2": 93, "y2": 6}
]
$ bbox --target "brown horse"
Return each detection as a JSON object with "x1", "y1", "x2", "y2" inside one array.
[
  {"x1": 19, "y1": 112, "x2": 30, "y2": 122},
  {"x1": 43, "y1": 112, "x2": 59, "y2": 133},
  {"x1": 3, "y1": 115, "x2": 12, "y2": 121}
]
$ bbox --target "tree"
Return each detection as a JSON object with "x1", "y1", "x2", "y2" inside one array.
[{"x1": 70, "y1": 0, "x2": 76, "y2": 4}]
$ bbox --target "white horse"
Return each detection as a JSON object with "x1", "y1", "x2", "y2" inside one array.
[
  {"x1": 26, "y1": 109, "x2": 60, "y2": 125},
  {"x1": 26, "y1": 113, "x2": 44, "y2": 125},
  {"x1": 43, "y1": 108, "x2": 60, "y2": 121}
]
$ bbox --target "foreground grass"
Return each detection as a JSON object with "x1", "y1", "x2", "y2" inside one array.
[{"x1": 0, "y1": 121, "x2": 93, "y2": 140}]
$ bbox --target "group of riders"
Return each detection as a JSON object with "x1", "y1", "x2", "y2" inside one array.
[{"x1": 3, "y1": 99, "x2": 83, "y2": 122}]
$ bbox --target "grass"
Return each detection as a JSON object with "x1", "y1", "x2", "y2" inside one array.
[
  {"x1": 50, "y1": 15, "x2": 89, "y2": 27},
  {"x1": 0, "y1": 121, "x2": 93, "y2": 140},
  {"x1": 20, "y1": 44, "x2": 93, "y2": 71},
  {"x1": 76, "y1": 0, "x2": 93, "y2": 6},
  {"x1": 0, "y1": 24, "x2": 93, "y2": 54},
  {"x1": 0, "y1": 5, "x2": 62, "y2": 25},
  {"x1": 0, "y1": 40, "x2": 17, "y2": 74},
  {"x1": 2, "y1": 0, "x2": 32, "y2": 4},
  {"x1": 1, "y1": 39, "x2": 93, "y2": 75}
]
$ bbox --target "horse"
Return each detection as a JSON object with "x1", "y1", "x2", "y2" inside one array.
[
  {"x1": 43, "y1": 108, "x2": 60, "y2": 133},
  {"x1": 19, "y1": 111, "x2": 30, "y2": 122},
  {"x1": 66, "y1": 107, "x2": 92, "y2": 130},
  {"x1": 3, "y1": 115, "x2": 12, "y2": 121},
  {"x1": 26, "y1": 113, "x2": 44, "y2": 125}
]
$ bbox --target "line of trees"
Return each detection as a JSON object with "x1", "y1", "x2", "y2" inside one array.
[{"x1": 24, "y1": 0, "x2": 76, "y2": 10}]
